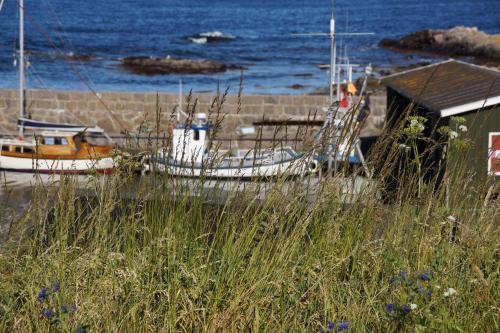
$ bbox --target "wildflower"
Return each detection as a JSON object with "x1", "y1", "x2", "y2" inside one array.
[
  {"x1": 435, "y1": 285, "x2": 441, "y2": 289},
  {"x1": 409, "y1": 303, "x2": 418, "y2": 310},
  {"x1": 389, "y1": 276, "x2": 396, "y2": 284},
  {"x1": 447, "y1": 216, "x2": 457, "y2": 223},
  {"x1": 52, "y1": 282, "x2": 60, "y2": 292},
  {"x1": 71, "y1": 304, "x2": 78, "y2": 312},
  {"x1": 449, "y1": 130, "x2": 458, "y2": 140},
  {"x1": 402, "y1": 305, "x2": 411, "y2": 314},
  {"x1": 443, "y1": 287, "x2": 457, "y2": 297},
  {"x1": 337, "y1": 321, "x2": 348, "y2": 331},
  {"x1": 427, "y1": 290, "x2": 432, "y2": 298},
  {"x1": 42, "y1": 309, "x2": 54, "y2": 319},
  {"x1": 76, "y1": 328, "x2": 86, "y2": 333},
  {"x1": 37, "y1": 288, "x2": 48, "y2": 302},
  {"x1": 327, "y1": 321, "x2": 335, "y2": 331},
  {"x1": 400, "y1": 271, "x2": 407, "y2": 278},
  {"x1": 458, "y1": 125, "x2": 467, "y2": 132},
  {"x1": 398, "y1": 143, "x2": 411, "y2": 152},
  {"x1": 60, "y1": 304, "x2": 68, "y2": 313},
  {"x1": 320, "y1": 330, "x2": 326, "y2": 333},
  {"x1": 386, "y1": 303, "x2": 394, "y2": 313},
  {"x1": 420, "y1": 273, "x2": 430, "y2": 281}
]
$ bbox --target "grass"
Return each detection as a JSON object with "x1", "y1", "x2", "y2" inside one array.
[{"x1": 0, "y1": 95, "x2": 499, "y2": 333}]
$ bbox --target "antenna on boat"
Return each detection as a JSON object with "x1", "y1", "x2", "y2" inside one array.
[
  {"x1": 292, "y1": 2, "x2": 374, "y2": 107},
  {"x1": 18, "y1": 0, "x2": 25, "y2": 138}
]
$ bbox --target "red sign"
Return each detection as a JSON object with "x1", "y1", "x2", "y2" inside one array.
[{"x1": 488, "y1": 132, "x2": 500, "y2": 176}]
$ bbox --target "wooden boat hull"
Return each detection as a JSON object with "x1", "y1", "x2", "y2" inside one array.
[{"x1": 0, "y1": 155, "x2": 115, "y2": 174}]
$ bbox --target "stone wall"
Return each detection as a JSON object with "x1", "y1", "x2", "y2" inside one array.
[{"x1": 0, "y1": 89, "x2": 386, "y2": 147}]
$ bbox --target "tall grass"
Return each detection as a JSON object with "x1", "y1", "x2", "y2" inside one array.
[{"x1": 0, "y1": 92, "x2": 498, "y2": 333}]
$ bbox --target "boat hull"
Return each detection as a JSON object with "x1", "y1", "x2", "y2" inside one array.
[
  {"x1": 152, "y1": 156, "x2": 317, "y2": 179},
  {"x1": 0, "y1": 155, "x2": 115, "y2": 174}
]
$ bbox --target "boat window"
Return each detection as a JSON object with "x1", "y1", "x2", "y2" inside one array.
[
  {"x1": 54, "y1": 137, "x2": 68, "y2": 145},
  {"x1": 24, "y1": 147, "x2": 33, "y2": 153},
  {"x1": 1, "y1": 145, "x2": 9, "y2": 152},
  {"x1": 42, "y1": 137, "x2": 68, "y2": 145},
  {"x1": 42, "y1": 137, "x2": 55, "y2": 145},
  {"x1": 193, "y1": 130, "x2": 200, "y2": 141},
  {"x1": 15, "y1": 146, "x2": 22, "y2": 153}
]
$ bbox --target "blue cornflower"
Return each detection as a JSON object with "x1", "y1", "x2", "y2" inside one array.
[
  {"x1": 386, "y1": 303, "x2": 394, "y2": 313},
  {"x1": 60, "y1": 304, "x2": 68, "y2": 313},
  {"x1": 337, "y1": 321, "x2": 348, "y2": 331},
  {"x1": 420, "y1": 273, "x2": 430, "y2": 281},
  {"x1": 327, "y1": 320, "x2": 335, "y2": 331},
  {"x1": 402, "y1": 305, "x2": 411, "y2": 314},
  {"x1": 427, "y1": 290, "x2": 432, "y2": 297},
  {"x1": 37, "y1": 288, "x2": 48, "y2": 302},
  {"x1": 320, "y1": 330, "x2": 325, "y2": 333},
  {"x1": 76, "y1": 328, "x2": 86, "y2": 333},
  {"x1": 71, "y1": 304, "x2": 77, "y2": 312},
  {"x1": 52, "y1": 281, "x2": 60, "y2": 292},
  {"x1": 42, "y1": 308, "x2": 54, "y2": 319}
]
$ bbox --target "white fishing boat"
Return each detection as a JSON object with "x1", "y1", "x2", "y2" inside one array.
[
  {"x1": 149, "y1": 9, "x2": 374, "y2": 179},
  {"x1": 150, "y1": 113, "x2": 318, "y2": 179},
  {"x1": 0, "y1": 0, "x2": 115, "y2": 174}
]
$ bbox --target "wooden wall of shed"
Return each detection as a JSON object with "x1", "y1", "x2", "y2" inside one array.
[{"x1": 447, "y1": 105, "x2": 500, "y2": 186}]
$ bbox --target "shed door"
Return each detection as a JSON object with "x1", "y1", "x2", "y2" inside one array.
[{"x1": 488, "y1": 132, "x2": 500, "y2": 176}]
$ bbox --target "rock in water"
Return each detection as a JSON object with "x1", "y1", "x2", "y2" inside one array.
[
  {"x1": 120, "y1": 56, "x2": 236, "y2": 75},
  {"x1": 380, "y1": 26, "x2": 500, "y2": 63}
]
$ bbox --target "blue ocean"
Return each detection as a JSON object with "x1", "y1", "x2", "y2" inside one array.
[{"x1": 0, "y1": 0, "x2": 498, "y2": 94}]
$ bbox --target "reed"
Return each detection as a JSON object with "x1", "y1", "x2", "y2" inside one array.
[{"x1": 0, "y1": 90, "x2": 498, "y2": 333}]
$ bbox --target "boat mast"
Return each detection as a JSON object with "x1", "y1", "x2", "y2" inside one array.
[
  {"x1": 18, "y1": 0, "x2": 25, "y2": 137},
  {"x1": 329, "y1": 14, "x2": 335, "y2": 105}
]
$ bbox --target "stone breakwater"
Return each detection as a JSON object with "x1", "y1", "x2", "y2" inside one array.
[{"x1": 0, "y1": 89, "x2": 385, "y2": 147}]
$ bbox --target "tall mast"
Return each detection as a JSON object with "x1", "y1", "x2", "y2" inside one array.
[
  {"x1": 18, "y1": 0, "x2": 25, "y2": 137},
  {"x1": 329, "y1": 15, "x2": 335, "y2": 105}
]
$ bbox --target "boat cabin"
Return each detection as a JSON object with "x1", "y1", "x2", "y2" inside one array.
[{"x1": 0, "y1": 131, "x2": 113, "y2": 159}]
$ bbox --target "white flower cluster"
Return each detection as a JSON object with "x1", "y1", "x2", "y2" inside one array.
[
  {"x1": 449, "y1": 130, "x2": 458, "y2": 140},
  {"x1": 398, "y1": 143, "x2": 411, "y2": 152},
  {"x1": 458, "y1": 125, "x2": 468, "y2": 132},
  {"x1": 410, "y1": 119, "x2": 425, "y2": 133},
  {"x1": 443, "y1": 287, "x2": 457, "y2": 297}
]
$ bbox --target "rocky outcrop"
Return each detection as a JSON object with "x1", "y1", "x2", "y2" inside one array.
[
  {"x1": 120, "y1": 56, "x2": 238, "y2": 75},
  {"x1": 380, "y1": 26, "x2": 500, "y2": 63}
]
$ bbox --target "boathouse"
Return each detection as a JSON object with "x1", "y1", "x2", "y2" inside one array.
[{"x1": 381, "y1": 60, "x2": 500, "y2": 186}]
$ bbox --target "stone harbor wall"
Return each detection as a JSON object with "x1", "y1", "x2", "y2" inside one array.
[{"x1": 0, "y1": 89, "x2": 386, "y2": 148}]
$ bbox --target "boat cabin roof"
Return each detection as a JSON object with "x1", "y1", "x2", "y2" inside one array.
[
  {"x1": 39, "y1": 131, "x2": 79, "y2": 137},
  {"x1": 0, "y1": 138, "x2": 36, "y2": 147}
]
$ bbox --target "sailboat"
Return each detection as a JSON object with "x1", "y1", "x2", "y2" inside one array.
[{"x1": 0, "y1": 0, "x2": 115, "y2": 174}]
